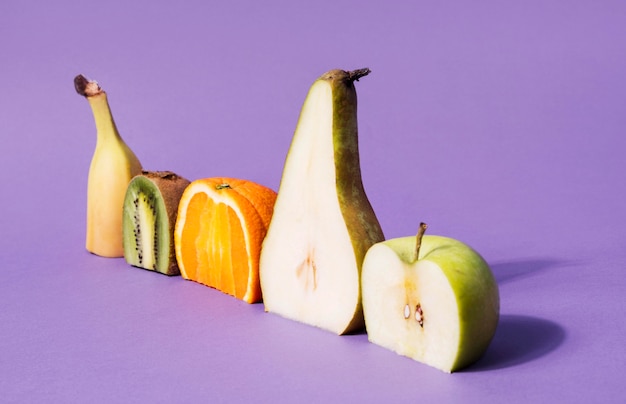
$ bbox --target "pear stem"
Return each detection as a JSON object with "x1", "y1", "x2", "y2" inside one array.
[
  {"x1": 348, "y1": 68, "x2": 371, "y2": 82},
  {"x1": 414, "y1": 222, "x2": 428, "y2": 261}
]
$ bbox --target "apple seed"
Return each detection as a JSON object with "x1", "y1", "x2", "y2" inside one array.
[
  {"x1": 404, "y1": 304, "x2": 410, "y2": 319},
  {"x1": 415, "y1": 304, "x2": 424, "y2": 327}
]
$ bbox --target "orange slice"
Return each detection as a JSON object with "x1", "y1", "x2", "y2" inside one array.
[{"x1": 174, "y1": 177, "x2": 277, "y2": 303}]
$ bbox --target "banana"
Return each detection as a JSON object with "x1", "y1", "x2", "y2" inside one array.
[{"x1": 75, "y1": 74, "x2": 142, "y2": 257}]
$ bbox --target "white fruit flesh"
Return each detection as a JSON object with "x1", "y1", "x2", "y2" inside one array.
[
  {"x1": 362, "y1": 244, "x2": 460, "y2": 372},
  {"x1": 260, "y1": 80, "x2": 360, "y2": 334}
]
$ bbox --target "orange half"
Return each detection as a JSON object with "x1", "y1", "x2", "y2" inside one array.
[{"x1": 174, "y1": 178, "x2": 277, "y2": 303}]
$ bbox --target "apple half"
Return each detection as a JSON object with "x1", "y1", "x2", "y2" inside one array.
[{"x1": 361, "y1": 224, "x2": 499, "y2": 373}]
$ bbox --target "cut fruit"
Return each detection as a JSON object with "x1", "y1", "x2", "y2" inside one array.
[
  {"x1": 122, "y1": 171, "x2": 190, "y2": 275},
  {"x1": 259, "y1": 69, "x2": 385, "y2": 334},
  {"x1": 362, "y1": 227, "x2": 500, "y2": 373},
  {"x1": 174, "y1": 178, "x2": 277, "y2": 303}
]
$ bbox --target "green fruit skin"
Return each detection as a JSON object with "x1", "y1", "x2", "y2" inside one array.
[
  {"x1": 322, "y1": 70, "x2": 386, "y2": 333},
  {"x1": 383, "y1": 235, "x2": 500, "y2": 371}
]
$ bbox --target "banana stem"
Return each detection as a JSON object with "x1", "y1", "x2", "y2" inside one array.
[
  {"x1": 414, "y1": 222, "x2": 428, "y2": 261},
  {"x1": 88, "y1": 94, "x2": 123, "y2": 144},
  {"x1": 75, "y1": 74, "x2": 122, "y2": 144}
]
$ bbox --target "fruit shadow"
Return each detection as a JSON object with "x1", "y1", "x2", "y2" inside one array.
[
  {"x1": 490, "y1": 258, "x2": 564, "y2": 284},
  {"x1": 465, "y1": 314, "x2": 566, "y2": 372}
]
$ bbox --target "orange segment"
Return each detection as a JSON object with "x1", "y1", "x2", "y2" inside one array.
[
  {"x1": 197, "y1": 196, "x2": 216, "y2": 287},
  {"x1": 227, "y1": 206, "x2": 248, "y2": 298},
  {"x1": 177, "y1": 191, "x2": 207, "y2": 281},
  {"x1": 174, "y1": 177, "x2": 277, "y2": 303}
]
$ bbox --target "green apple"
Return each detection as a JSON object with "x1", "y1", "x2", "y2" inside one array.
[{"x1": 361, "y1": 223, "x2": 499, "y2": 373}]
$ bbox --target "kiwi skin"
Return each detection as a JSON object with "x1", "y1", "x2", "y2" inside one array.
[{"x1": 122, "y1": 170, "x2": 190, "y2": 276}]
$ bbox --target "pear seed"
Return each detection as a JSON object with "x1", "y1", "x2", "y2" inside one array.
[{"x1": 404, "y1": 304, "x2": 410, "y2": 319}]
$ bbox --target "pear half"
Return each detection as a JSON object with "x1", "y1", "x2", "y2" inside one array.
[
  {"x1": 362, "y1": 232, "x2": 500, "y2": 373},
  {"x1": 259, "y1": 69, "x2": 384, "y2": 335}
]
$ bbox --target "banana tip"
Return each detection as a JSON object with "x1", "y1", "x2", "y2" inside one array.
[{"x1": 74, "y1": 74, "x2": 101, "y2": 97}]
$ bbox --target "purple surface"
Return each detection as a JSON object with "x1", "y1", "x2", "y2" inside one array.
[{"x1": 1, "y1": 0, "x2": 625, "y2": 402}]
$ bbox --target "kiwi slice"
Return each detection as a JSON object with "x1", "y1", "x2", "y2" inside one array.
[{"x1": 122, "y1": 170, "x2": 190, "y2": 275}]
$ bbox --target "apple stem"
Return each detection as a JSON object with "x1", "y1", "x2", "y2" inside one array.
[{"x1": 414, "y1": 222, "x2": 428, "y2": 261}]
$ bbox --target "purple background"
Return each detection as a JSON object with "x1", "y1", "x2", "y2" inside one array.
[{"x1": 2, "y1": 0, "x2": 625, "y2": 402}]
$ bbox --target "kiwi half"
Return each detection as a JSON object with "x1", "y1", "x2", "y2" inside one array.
[{"x1": 122, "y1": 171, "x2": 190, "y2": 275}]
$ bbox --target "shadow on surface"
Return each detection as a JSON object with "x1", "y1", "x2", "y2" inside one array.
[
  {"x1": 490, "y1": 258, "x2": 565, "y2": 284},
  {"x1": 468, "y1": 314, "x2": 566, "y2": 372}
]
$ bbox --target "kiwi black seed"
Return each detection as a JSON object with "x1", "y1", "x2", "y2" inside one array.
[{"x1": 122, "y1": 171, "x2": 191, "y2": 276}]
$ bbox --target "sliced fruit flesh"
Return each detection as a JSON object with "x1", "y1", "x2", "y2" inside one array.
[
  {"x1": 177, "y1": 183, "x2": 256, "y2": 300},
  {"x1": 407, "y1": 261, "x2": 460, "y2": 371},
  {"x1": 362, "y1": 245, "x2": 460, "y2": 372},
  {"x1": 123, "y1": 178, "x2": 170, "y2": 273},
  {"x1": 260, "y1": 80, "x2": 360, "y2": 333},
  {"x1": 136, "y1": 193, "x2": 157, "y2": 269},
  {"x1": 178, "y1": 191, "x2": 206, "y2": 281}
]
